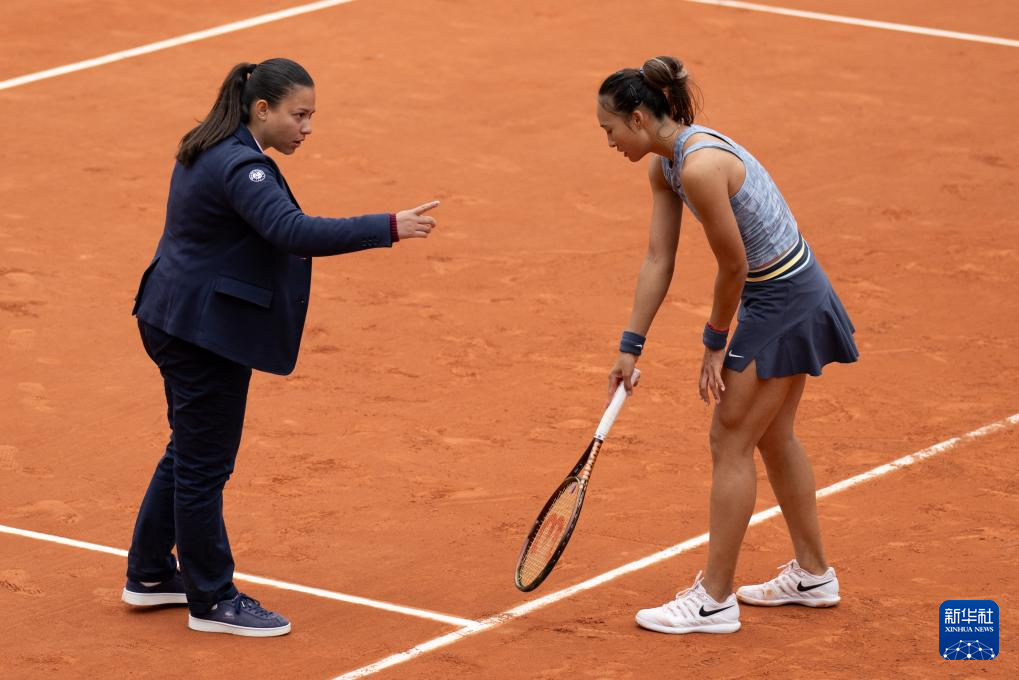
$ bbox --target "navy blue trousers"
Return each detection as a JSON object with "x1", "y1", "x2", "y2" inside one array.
[{"x1": 127, "y1": 320, "x2": 251, "y2": 614}]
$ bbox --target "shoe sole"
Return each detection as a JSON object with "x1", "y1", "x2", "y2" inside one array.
[
  {"x1": 122, "y1": 588, "x2": 188, "y2": 606},
  {"x1": 188, "y1": 615, "x2": 292, "y2": 637},
  {"x1": 736, "y1": 593, "x2": 840, "y2": 608},
  {"x1": 635, "y1": 614, "x2": 741, "y2": 634}
]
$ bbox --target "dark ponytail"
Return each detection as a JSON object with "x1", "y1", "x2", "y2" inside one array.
[
  {"x1": 176, "y1": 58, "x2": 314, "y2": 166},
  {"x1": 598, "y1": 56, "x2": 700, "y2": 126}
]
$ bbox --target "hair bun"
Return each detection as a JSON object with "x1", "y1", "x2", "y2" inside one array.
[
  {"x1": 641, "y1": 56, "x2": 688, "y2": 88},
  {"x1": 599, "y1": 56, "x2": 699, "y2": 126}
]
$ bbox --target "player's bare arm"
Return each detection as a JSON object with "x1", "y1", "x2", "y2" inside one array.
[
  {"x1": 680, "y1": 150, "x2": 747, "y2": 404},
  {"x1": 608, "y1": 160, "x2": 684, "y2": 398}
]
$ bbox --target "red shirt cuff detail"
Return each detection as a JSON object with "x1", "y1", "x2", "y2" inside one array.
[{"x1": 389, "y1": 213, "x2": 399, "y2": 243}]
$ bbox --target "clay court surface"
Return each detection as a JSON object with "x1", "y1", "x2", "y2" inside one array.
[{"x1": 1, "y1": 0, "x2": 1018, "y2": 677}]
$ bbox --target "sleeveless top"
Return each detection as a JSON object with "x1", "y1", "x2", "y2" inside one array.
[{"x1": 660, "y1": 124, "x2": 799, "y2": 270}]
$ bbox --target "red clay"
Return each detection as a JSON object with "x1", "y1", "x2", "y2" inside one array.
[{"x1": 1, "y1": 0, "x2": 1017, "y2": 678}]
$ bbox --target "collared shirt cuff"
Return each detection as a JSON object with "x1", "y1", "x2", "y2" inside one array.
[{"x1": 389, "y1": 214, "x2": 399, "y2": 243}]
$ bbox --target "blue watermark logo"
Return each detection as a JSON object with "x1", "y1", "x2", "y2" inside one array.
[{"x1": 940, "y1": 600, "x2": 998, "y2": 660}]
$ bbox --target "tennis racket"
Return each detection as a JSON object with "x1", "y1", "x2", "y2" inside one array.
[{"x1": 514, "y1": 368, "x2": 640, "y2": 592}]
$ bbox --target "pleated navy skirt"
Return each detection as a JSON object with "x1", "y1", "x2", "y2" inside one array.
[{"x1": 724, "y1": 236, "x2": 859, "y2": 379}]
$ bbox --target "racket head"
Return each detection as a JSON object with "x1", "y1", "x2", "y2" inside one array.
[{"x1": 514, "y1": 442, "x2": 595, "y2": 592}]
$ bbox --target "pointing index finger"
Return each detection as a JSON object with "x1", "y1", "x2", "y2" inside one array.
[{"x1": 413, "y1": 200, "x2": 441, "y2": 215}]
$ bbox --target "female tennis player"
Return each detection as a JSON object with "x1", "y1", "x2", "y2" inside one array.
[
  {"x1": 598, "y1": 56, "x2": 857, "y2": 634},
  {"x1": 122, "y1": 58, "x2": 439, "y2": 636}
]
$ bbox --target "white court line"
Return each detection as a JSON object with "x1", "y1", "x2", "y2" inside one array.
[
  {"x1": 2, "y1": 0, "x2": 1017, "y2": 95},
  {"x1": 0, "y1": 0, "x2": 359, "y2": 92},
  {"x1": 335, "y1": 411, "x2": 1019, "y2": 679},
  {"x1": 0, "y1": 523, "x2": 475, "y2": 628},
  {"x1": 683, "y1": 0, "x2": 1019, "y2": 48}
]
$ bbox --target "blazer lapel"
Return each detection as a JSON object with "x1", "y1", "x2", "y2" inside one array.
[{"x1": 263, "y1": 156, "x2": 301, "y2": 210}]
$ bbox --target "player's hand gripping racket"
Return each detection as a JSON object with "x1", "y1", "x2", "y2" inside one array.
[{"x1": 514, "y1": 368, "x2": 640, "y2": 592}]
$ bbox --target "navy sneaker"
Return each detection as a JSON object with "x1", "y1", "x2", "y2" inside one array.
[
  {"x1": 122, "y1": 572, "x2": 188, "y2": 606},
  {"x1": 188, "y1": 594, "x2": 291, "y2": 637}
]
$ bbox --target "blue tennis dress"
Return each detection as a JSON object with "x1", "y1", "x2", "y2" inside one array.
[{"x1": 662, "y1": 125, "x2": 859, "y2": 378}]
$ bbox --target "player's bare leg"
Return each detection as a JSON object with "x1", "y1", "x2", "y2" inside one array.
[
  {"x1": 700, "y1": 363, "x2": 796, "y2": 603},
  {"x1": 756, "y1": 375, "x2": 829, "y2": 576}
]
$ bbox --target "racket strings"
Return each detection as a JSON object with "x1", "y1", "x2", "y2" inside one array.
[{"x1": 517, "y1": 482, "x2": 580, "y2": 586}]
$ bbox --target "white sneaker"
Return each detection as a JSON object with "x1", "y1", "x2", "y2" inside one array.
[
  {"x1": 635, "y1": 572, "x2": 741, "y2": 634},
  {"x1": 736, "y1": 559, "x2": 840, "y2": 607}
]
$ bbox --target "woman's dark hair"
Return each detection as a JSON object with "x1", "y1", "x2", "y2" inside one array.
[
  {"x1": 176, "y1": 58, "x2": 314, "y2": 166},
  {"x1": 598, "y1": 56, "x2": 700, "y2": 126}
]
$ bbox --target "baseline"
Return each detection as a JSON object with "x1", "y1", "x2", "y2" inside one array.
[
  {"x1": 334, "y1": 412, "x2": 1019, "y2": 678},
  {"x1": 0, "y1": 523, "x2": 475, "y2": 628}
]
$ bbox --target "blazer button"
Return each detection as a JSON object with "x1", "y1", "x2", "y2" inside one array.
[{"x1": 297, "y1": 297, "x2": 306, "y2": 305}]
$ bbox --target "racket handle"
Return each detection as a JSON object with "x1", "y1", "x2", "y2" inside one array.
[{"x1": 596, "y1": 368, "x2": 639, "y2": 441}]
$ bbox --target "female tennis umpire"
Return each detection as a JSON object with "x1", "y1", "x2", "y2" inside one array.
[
  {"x1": 121, "y1": 58, "x2": 439, "y2": 637},
  {"x1": 598, "y1": 57, "x2": 857, "y2": 635}
]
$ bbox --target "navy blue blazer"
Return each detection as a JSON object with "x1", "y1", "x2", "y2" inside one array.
[{"x1": 133, "y1": 124, "x2": 393, "y2": 375}]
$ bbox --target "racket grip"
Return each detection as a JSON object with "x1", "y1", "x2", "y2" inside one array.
[{"x1": 596, "y1": 368, "x2": 639, "y2": 440}]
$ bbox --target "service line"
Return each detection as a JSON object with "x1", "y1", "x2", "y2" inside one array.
[
  {"x1": 335, "y1": 411, "x2": 1019, "y2": 679},
  {"x1": 683, "y1": 0, "x2": 1019, "y2": 48},
  {"x1": 0, "y1": 0, "x2": 360, "y2": 91},
  {"x1": 0, "y1": 523, "x2": 475, "y2": 628}
]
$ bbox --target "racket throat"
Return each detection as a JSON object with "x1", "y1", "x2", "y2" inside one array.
[{"x1": 578, "y1": 440, "x2": 603, "y2": 483}]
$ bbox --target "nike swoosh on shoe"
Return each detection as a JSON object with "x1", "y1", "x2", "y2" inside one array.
[
  {"x1": 797, "y1": 580, "x2": 833, "y2": 592},
  {"x1": 698, "y1": 604, "x2": 736, "y2": 617}
]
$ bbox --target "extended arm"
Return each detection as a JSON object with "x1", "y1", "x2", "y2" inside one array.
[{"x1": 223, "y1": 157, "x2": 393, "y2": 257}]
